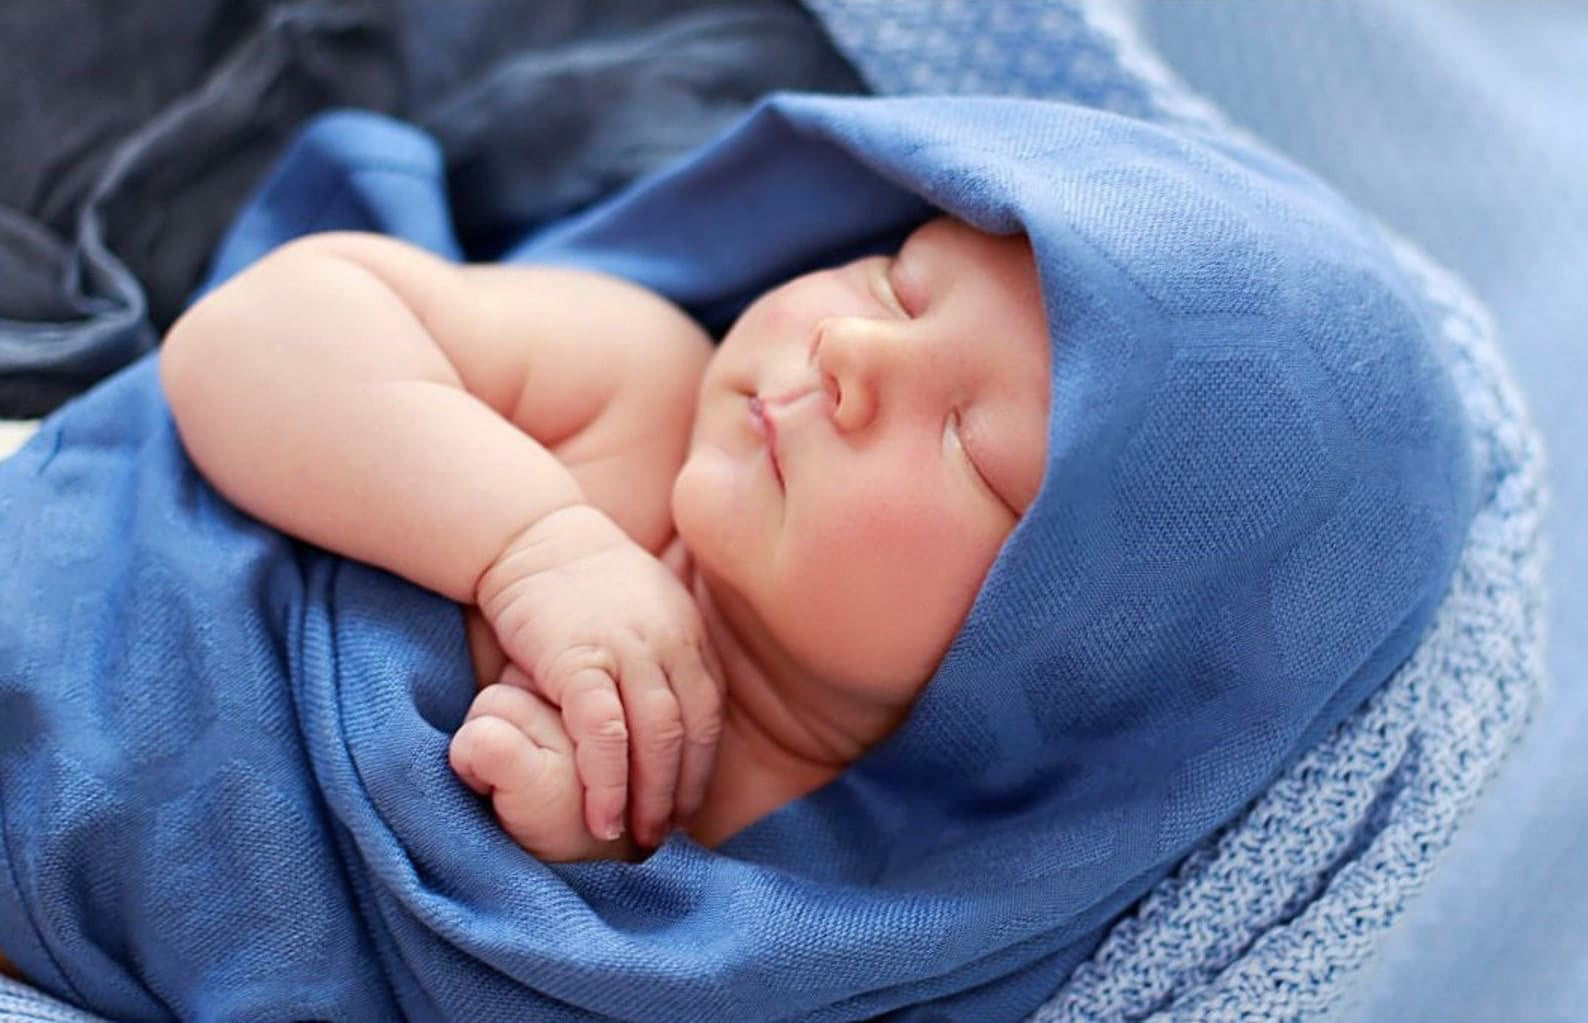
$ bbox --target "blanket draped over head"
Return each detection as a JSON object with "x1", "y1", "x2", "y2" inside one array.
[{"x1": 0, "y1": 23, "x2": 1494, "y2": 1023}]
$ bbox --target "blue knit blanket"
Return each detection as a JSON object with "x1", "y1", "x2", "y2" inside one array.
[{"x1": 0, "y1": 3, "x2": 1544, "y2": 1022}]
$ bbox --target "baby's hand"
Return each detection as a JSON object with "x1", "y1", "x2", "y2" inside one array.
[
  {"x1": 450, "y1": 667, "x2": 634, "y2": 862},
  {"x1": 473, "y1": 504, "x2": 725, "y2": 849}
]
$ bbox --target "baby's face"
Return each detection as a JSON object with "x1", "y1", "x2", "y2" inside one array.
[{"x1": 673, "y1": 218, "x2": 1051, "y2": 707}]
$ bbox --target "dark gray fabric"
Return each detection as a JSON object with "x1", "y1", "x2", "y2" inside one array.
[{"x1": 0, "y1": 0, "x2": 862, "y2": 417}]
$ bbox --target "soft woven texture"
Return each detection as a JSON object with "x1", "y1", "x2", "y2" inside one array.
[
  {"x1": 806, "y1": 4, "x2": 1546, "y2": 1019},
  {"x1": 0, "y1": 3, "x2": 1544, "y2": 1022}
]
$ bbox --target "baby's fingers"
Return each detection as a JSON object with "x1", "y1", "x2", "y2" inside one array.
[
  {"x1": 670, "y1": 639, "x2": 726, "y2": 828},
  {"x1": 451, "y1": 715, "x2": 551, "y2": 798},
  {"x1": 452, "y1": 683, "x2": 570, "y2": 792},
  {"x1": 465, "y1": 680, "x2": 572, "y2": 754},
  {"x1": 450, "y1": 684, "x2": 603, "y2": 861},
  {"x1": 622, "y1": 659, "x2": 684, "y2": 849},
  {"x1": 552, "y1": 654, "x2": 630, "y2": 842}
]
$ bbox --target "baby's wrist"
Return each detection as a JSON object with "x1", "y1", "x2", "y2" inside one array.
[{"x1": 475, "y1": 503, "x2": 628, "y2": 610}]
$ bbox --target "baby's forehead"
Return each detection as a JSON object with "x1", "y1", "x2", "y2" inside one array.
[{"x1": 701, "y1": 213, "x2": 1046, "y2": 359}]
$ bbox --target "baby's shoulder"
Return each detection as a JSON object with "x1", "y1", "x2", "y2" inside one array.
[
  {"x1": 467, "y1": 265, "x2": 707, "y2": 553},
  {"x1": 466, "y1": 263, "x2": 710, "y2": 449}
]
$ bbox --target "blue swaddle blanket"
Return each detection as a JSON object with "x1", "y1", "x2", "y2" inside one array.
[{"x1": 0, "y1": 90, "x2": 1478, "y2": 1022}]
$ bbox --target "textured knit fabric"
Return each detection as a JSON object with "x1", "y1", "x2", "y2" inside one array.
[
  {"x1": 0, "y1": 978, "x2": 101, "y2": 1023},
  {"x1": 1132, "y1": 5, "x2": 1584, "y2": 1018},
  {"x1": 0, "y1": 3, "x2": 1546, "y2": 1022}
]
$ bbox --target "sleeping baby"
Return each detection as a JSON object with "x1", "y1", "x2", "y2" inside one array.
[{"x1": 156, "y1": 215, "x2": 1051, "y2": 863}]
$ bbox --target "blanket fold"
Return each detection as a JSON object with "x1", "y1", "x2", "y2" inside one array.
[
  {"x1": 0, "y1": 0, "x2": 859, "y2": 417},
  {"x1": 0, "y1": 3, "x2": 1544, "y2": 1023}
]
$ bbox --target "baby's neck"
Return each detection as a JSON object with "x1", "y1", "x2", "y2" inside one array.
[
  {"x1": 684, "y1": 704, "x2": 842, "y2": 847},
  {"x1": 682, "y1": 562, "x2": 899, "y2": 848}
]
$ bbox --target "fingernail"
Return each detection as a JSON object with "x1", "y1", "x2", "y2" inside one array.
[{"x1": 604, "y1": 821, "x2": 624, "y2": 842}]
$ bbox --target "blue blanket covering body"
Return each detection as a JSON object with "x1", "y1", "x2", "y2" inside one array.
[{"x1": 0, "y1": 92, "x2": 1473, "y2": 1021}]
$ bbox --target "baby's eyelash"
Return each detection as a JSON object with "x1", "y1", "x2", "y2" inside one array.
[
  {"x1": 948, "y1": 412, "x2": 989, "y2": 488},
  {"x1": 883, "y1": 259, "x2": 913, "y2": 317},
  {"x1": 949, "y1": 410, "x2": 1017, "y2": 516}
]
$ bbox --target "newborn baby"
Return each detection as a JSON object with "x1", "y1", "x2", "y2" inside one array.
[{"x1": 157, "y1": 216, "x2": 1051, "y2": 863}]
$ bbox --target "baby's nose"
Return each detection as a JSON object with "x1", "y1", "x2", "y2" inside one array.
[{"x1": 813, "y1": 315, "x2": 909, "y2": 432}]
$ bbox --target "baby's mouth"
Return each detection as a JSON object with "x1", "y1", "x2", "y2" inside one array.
[{"x1": 747, "y1": 395, "x2": 784, "y2": 487}]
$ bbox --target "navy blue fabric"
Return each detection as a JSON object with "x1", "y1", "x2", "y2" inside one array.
[
  {"x1": 0, "y1": 0, "x2": 859, "y2": 417},
  {"x1": 0, "y1": 94, "x2": 1473, "y2": 1021}
]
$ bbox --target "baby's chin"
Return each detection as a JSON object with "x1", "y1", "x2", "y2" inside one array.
[
  {"x1": 671, "y1": 436, "x2": 772, "y2": 563},
  {"x1": 669, "y1": 448, "x2": 718, "y2": 563}
]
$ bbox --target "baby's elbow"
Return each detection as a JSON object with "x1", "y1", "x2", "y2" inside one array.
[
  {"x1": 160, "y1": 281, "x2": 254, "y2": 436},
  {"x1": 159, "y1": 237, "x2": 337, "y2": 421},
  {"x1": 159, "y1": 286, "x2": 225, "y2": 434}
]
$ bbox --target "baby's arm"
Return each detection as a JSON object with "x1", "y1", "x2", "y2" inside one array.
[
  {"x1": 161, "y1": 233, "x2": 719, "y2": 853},
  {"x1": 161, "y1": 233, "x2": 703, "y2": 592}
]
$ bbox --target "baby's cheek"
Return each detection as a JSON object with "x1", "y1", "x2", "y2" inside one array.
[
  {"x1": 791, "y1": 487, "x2": 993, "y2": 676},
  {"x1": 730, "y1": 283, "x2": 822, "y2": 355},
  {"x1": 836, "y1": 478, "x2": 999, "y2": 574}
]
